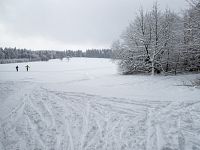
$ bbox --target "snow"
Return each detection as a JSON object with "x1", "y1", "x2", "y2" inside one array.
[{"x1": 0, "y1": 58, "x2": 200, "y2": 150}]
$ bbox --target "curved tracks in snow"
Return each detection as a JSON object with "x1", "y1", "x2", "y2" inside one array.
[{"x1": 0, "y1": 83, "x2": 200, "y2": 150}]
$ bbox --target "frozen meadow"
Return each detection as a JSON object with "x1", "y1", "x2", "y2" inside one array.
[{"x1": 0, "y1": 58, "x2": 200, "y2": 150}]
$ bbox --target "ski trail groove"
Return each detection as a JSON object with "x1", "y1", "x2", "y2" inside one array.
[{"x1": 0, "y1": 85, "x2": 200, "y2": 150}]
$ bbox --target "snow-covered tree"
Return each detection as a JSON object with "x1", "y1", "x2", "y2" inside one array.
[
  {"x1": 112, "y1": 2, "x2": 185, "y2": 75},
  {"x1": 183, "y1": 0, "x2": 200, "y2": 71}
]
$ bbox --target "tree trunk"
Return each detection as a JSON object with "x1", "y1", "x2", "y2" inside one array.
[
  {"x1": 151, "y1": 60, "x2": 155, "y2": 75},
  {"x1": 151, "y1": 52, "x2": 155, "y2": 75}
]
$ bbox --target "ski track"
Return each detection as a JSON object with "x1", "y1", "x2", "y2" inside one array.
[{"x1": 0, "y1": 83, "x2": 200, "y2": 150}]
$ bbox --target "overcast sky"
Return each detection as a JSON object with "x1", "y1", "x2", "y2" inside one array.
[{"x1": 0, "y1": 0, "x2": 188, "y2": 50}]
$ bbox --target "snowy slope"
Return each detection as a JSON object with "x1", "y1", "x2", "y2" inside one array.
[{"x1": 0, "y1": 58, "x2": 200, "y2": 150}]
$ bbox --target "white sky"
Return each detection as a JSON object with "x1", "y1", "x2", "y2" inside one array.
[{"x1": 0, "y1": 0, "x2": 188, "y2": 50}]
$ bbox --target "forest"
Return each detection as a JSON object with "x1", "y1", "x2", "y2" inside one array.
[
  {"x1": 0, "y1": 48, "x2": 112, "y2": 64},
  {"x1": 112, "y1": 0, "x2": 200, "y2": 75}
]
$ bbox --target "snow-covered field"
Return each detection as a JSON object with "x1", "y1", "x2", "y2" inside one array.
[{"x1": 0, "y1": 58, "x2": 200, "y2": 150}]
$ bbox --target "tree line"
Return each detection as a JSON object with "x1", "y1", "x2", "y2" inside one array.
[
  {"x1": 0, "y1": 48, "x2": 112, "y2": 64},
  {"x1": 66, "y1": 49, "x2": 112, "y2": 58},
  {"x1": 112, "y1": 0, "x2": 200, "y2": 75}
]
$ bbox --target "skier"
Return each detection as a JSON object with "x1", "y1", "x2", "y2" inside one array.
[
  {"x1": 16, "y1": 65, "x2": 19, "y2": 72},
  {"x1": 25, "y1": 65, "x2": 30, "y2": 72}
]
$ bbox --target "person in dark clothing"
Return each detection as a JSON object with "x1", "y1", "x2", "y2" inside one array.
[
  {"x1": 25, "y1": 65, "x2": 30, "y2": 71},
  {"x1": 16, "y1": 65, "x2": 19, "y2": 72}
]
